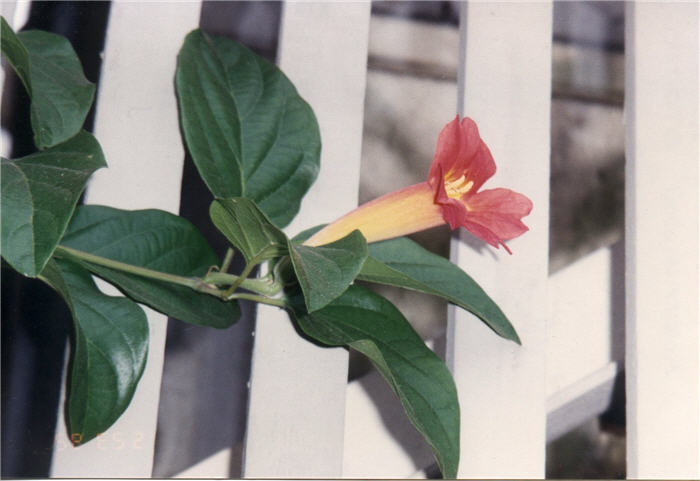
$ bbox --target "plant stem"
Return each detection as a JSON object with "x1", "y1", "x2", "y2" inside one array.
[
  {"x1": 204, "y1": 271, "x2": 281, "y2": 296},
  {"x1": 224, "y1": 258, "x2": 257, "y2": 297},
  {"x1": 55, "y1": 244, "x2": 199, "y2": 285},
  {"x1": 225, "y1": 292, "x2": 287, "y2": 308},
  {"x1": 54, "y1": 245, "x2": 223, "y2": 298},
  {"x1": 54, "y1": 245, "x2": 285, "y2": 301},
  {"x1": 221, "y1": 248, "x2": 235, "y2": 272}
]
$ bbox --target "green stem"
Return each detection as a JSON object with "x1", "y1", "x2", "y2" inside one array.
[
  {"x1": 54, "y1": 245, "x2": 286, "y2": 302},
  {"x1": 226, "y1": 292, "x2": 286, "y2": 308},
  {"x1": 54, "y1": 245, "x2": 223, "y2": 298},
  {"x1": 221, "y1": 248, "x2": 235, "y2": 272},
  {"x1": 224, "y1": 259, "x2": 257, "y2": 297},
  {"x1": 204, "y1": 271, "x2": 281, "y2": 296}
]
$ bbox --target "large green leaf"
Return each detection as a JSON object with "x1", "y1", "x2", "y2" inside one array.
[
  {"x1": 291, "y1": 285, "x2": 459, "y2": 479},
  {"x1": 1, "y1": 17, "x2": 95, "y2": 149},
  {"x1": 358, "y1": 237, "x2": 520, "y2": 344},
  {"x1": 58, "y1": 205, "x2": 239, "y2": 328},
  {"x1": 1, "y1": 17, "x2": 30, "y2": 88},
  {"x1": 176, "y1": 29, "x2": 321, "y2": 227},
  {"x1": 289, "y1": 230, "x2": 367, "y2": 312},
  {"x1": 210, "y1": 198, "x2": 287, "y2": 264},
  {"x1": 39, "y1": 258, "x2": 148, "y2": 445},
  {"x1": 291, "y1": 223, "x2": 325, "y2": 244},
  {"x1": 0, "y1": 131, "x2": 106, "y2": 277}
]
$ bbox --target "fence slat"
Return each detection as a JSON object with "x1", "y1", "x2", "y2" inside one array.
[
  {"x1": 49, "y1": 2, "x2": 202, "y2": 476},
  {"x1": 448, "y1": 2, "x2": 552, "y2": 477},
  {"x1": 242, "y1": 2, "x2": 371, "y2": 477},
  {"x1": 625, "y1": 3, "x2": 700, "y2": 479}
]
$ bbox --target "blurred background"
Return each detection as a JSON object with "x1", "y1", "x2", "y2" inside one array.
[{"x1": 2, "y1": 1, "x2": 625, "y2": 478}]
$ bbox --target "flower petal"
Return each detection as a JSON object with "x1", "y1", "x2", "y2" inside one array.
[
  {"x1": 462, "y1": 219, "x2": 506, "y2": 250},
  {"x1": 428, "y1": 116, "x2": 496, "y2": 194},
  {"x1": 428, "y1": 116, "x2": 463, "y2": 184},
  {"x1": 462, "y1": 188, "x2": 533, "y2": 252}
]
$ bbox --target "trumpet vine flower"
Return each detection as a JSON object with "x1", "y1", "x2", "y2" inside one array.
[{"x1": 304, "y1": 116, "x2": 533, "y2": 254}]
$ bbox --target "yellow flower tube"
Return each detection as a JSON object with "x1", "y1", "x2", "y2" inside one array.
[{"x1": 304, "y1": 182, "x2": 444, "y2": 247}]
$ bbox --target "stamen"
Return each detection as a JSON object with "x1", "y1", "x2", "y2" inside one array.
[{"x1": 444, "y1": 174, "x2": 474, "y2": 198}]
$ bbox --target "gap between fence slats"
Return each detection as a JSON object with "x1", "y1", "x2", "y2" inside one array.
[{"x1": 547, "y1": 243, "x2": 624, "y2": 396}]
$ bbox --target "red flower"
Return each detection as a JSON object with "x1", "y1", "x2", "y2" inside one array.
[
  {"x1": 427, "y1": 116, "x2": 532, "y2": 253},
  {"x1": 304, "y1": 116, "x2": 533, "y2": 254}
]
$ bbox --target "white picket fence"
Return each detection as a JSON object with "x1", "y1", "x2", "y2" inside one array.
[{"x1": 4, "y1": 1, "x2": 698, "y2": 478}]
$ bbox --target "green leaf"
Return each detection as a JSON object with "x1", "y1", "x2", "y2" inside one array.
[
  {"x1": 176, "y1": 29, "x2": 321, "y2": 227},
  {"x1": 59, "y1": 205, "x2": 240, "y2": 328},
  {"x1": 1, "y1": 17, "x2": 96, "y2": 148},
  {"x1": 358, "y1": 237, "x2": 520, "y2": 344},
  {"x1": 0, "y1": 131, "x2": 106, "y2": 277},
  {"x1": 291, "y1": 223, "x2": 325, "y2": 244},
  {"x1": 289, "y1": 230, "x2": 367, "y2": 312},
  {"x1": 1, "y1": 17, "x2": 30, "y2": 89},
  {"x1": 210, "y1": 198, "x2": 287, "y2": 264},
  {"x1": 39, "y1": 258, "x2": 148, "y2": 445},
  {"x1": 291, "y1": 285, "x2": 459, "y2": 479}
]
